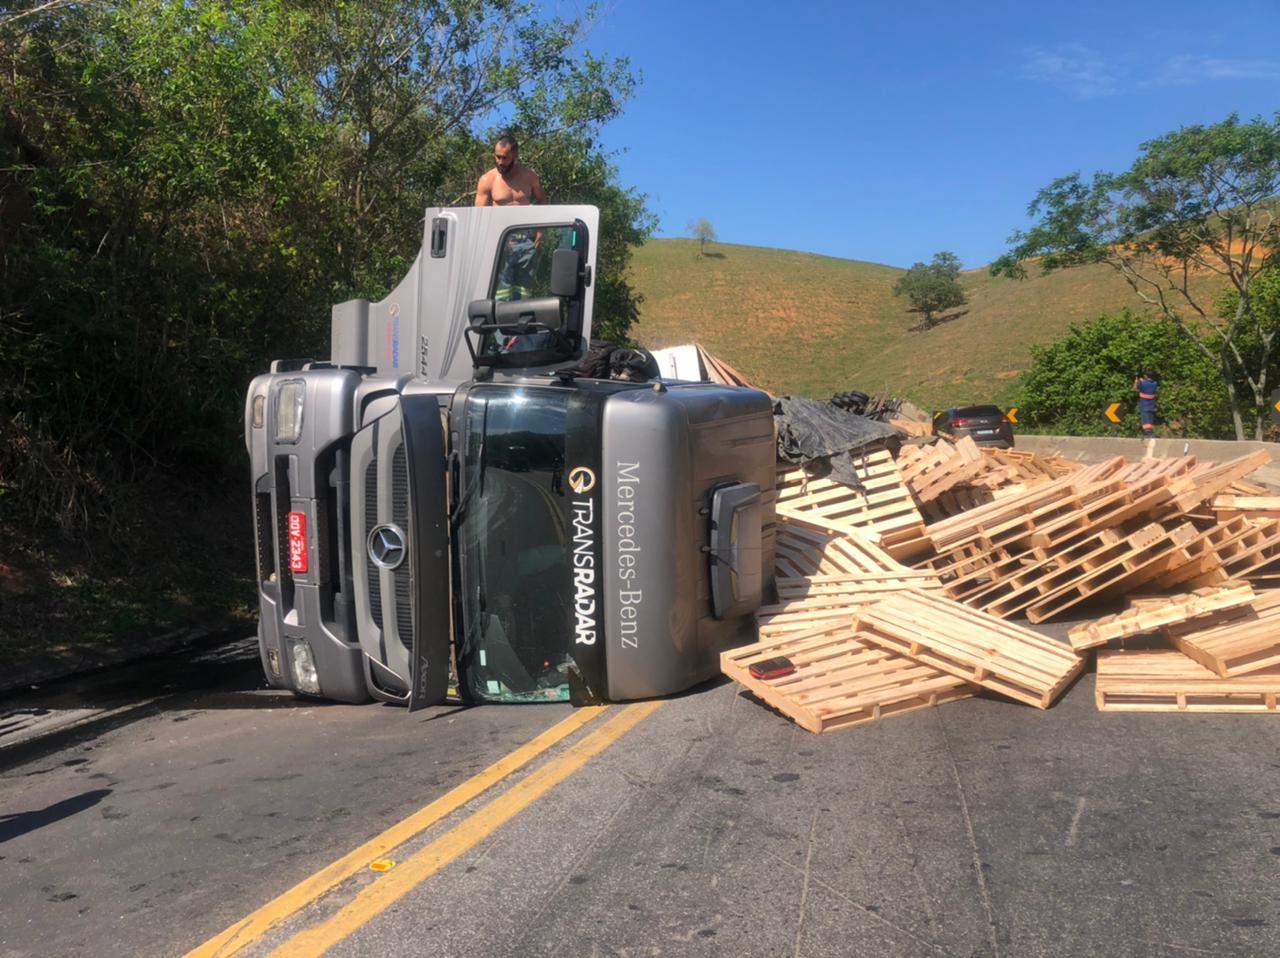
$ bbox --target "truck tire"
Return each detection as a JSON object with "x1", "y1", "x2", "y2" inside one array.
[{"x1": 829, "y1": 390, "x2": 870, "y2": 415}]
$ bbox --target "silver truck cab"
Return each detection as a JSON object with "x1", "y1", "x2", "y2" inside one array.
[{"x1": 244, "y1": 205, "x2": 776, "y2": 707}]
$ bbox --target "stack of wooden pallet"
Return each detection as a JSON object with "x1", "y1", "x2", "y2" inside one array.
[
  {"x1": 728, "y1": 581, "x2": 1084, "y2": 732},
  {"x1": 896, "y1": 436, "x2": 990, "y2": 503},
  {"x1": 1085, "y1": 588, "x2": 1280, "y2": 712},
  {"x1": 918, "y1": 451, "x2": 1275, "y2": 624}
]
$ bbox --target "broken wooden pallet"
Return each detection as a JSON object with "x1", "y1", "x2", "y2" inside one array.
[
  {"x1": 1165, "y1": 590, "x2": 1280, "y2": 677},
  {"x1": 852, "y1": 589, "x2": 1085, "y2": 709},
  {"x1": 1096, "y1": 648, "x2": 1280, "y2": 713},
  {"x1": 1066, "y1": 581, "x2": 1256, "y2": 651},
  {"x1": 721, "y1": 620, "x2": 977, "y2": 733}
]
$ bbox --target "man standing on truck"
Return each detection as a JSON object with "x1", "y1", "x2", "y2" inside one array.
[
  {"x1": 1134, "y1": 370, "x2": 1159, "y2": 436},
  {"x1": 476, "y1": 135, "x2": 545, "y2": 207}
]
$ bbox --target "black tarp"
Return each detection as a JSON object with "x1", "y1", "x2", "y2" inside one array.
[{"x1": 773, "y1": 396, "x2": 900, "y2": 490}]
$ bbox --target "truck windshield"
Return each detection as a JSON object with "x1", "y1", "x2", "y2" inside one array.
[{"x1": 456, "y1": 385, "x2": 574, "y2": 702}]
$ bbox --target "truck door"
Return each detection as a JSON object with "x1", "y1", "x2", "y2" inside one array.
[{"x1": 331, "y1": 205, "x2": 600, "y2": 386}]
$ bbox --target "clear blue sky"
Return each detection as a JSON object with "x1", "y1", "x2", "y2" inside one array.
[{"x1": 586, "y1": 0, "x2": 1280, "y2": 268}]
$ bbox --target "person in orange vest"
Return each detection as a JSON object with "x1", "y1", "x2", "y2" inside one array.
[{"x1": 1134, "y1": 370, "x2": 1158, "y2": 435}]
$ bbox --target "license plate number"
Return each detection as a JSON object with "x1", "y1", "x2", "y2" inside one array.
[{"x1": 287, "y1": 511, "x2": 309, "y2": 574}]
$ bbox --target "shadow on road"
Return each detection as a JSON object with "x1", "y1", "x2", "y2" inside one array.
[{"x1": 0, "y1": 788, "x2": 112, "y2": 844}]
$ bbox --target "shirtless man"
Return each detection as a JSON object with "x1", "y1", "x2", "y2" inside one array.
[{"x1": 475, "y1": 135, "x2": 545, "y2": 206}]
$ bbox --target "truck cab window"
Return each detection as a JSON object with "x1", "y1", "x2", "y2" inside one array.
[
  {"x1": 481, "y1": 224, "x2": 581, "y2": 360},
  {"x1": 492, "y1": 225, "x2": 577, "y2": 302}
]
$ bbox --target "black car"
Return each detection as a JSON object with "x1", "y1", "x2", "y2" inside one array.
[{"x1": 932, "y1": 404, "x2": 1014, "y2": 448}]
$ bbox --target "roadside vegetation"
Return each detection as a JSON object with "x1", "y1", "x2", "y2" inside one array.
[
  {"x1": 993, "y1": 113, "x2": 1280, "y2": 440},
  {"x1": 0, "y1": 0, "x2": 652, "y2": 668}
]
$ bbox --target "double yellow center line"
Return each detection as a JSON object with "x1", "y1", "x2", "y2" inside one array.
[{"x1": 187, "y1": 701, "x2": 658, "y2": 958}]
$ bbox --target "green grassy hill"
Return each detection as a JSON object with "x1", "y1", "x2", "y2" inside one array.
[{"x1": 627, "y1": 239, "x2": 1224, "y2": 411}]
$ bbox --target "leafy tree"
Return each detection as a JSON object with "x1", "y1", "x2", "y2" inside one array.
[
  {"x1": 1016, "y1": 310, "x2": 1233, "y2": 437},
  {"x1": 0, "y1": 0, "x2": 652, "y2": 531},
  {"x1": 992, "y1": 113, "x2": 1280, "y2": 440},
  {"x1": 892, "y1": 251, "x2": 968, "y2": 329},
  {"x1": 688, "y1": 218, "x2": 717, "y2": 253}
]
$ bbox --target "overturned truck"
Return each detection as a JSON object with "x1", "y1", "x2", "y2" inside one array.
[{"x1": 245, "y1": 205, "x2": 776, "y2": 708}]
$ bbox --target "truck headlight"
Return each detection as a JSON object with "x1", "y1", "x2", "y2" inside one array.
[
  {"x1": 275, "y1": 380, "x2": 305, "y2": 443},
  {"x1": 288, "y1": 638, "x2": 322, "y2": 694}
]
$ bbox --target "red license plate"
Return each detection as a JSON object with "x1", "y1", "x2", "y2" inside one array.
[{"x1": 287, "y1": 511, "x2": 309, "y2": 574}]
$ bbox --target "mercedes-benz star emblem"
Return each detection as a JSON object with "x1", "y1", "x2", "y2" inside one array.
[{"x1": 368, "y1": 523, "x2": 407, "y2": 570}]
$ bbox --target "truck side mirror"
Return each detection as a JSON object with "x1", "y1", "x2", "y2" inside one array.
[
  {"x1": 468, "y1": 299, "x2": 495, "y2": 327},
  {"x1": 550, "y1": 249, "x2": 580, "y2": 298}
]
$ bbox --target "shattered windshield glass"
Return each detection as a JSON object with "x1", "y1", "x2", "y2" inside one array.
[{"x1": 456, "y1": 385, "x2": 574, "y2": 702}]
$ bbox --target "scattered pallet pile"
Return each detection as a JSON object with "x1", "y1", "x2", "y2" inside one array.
[
  {"x1": 919, "y1": 452, "x2": 1273, "y2": 626},
  {"x1": 727, "y1": 441, "x2": 1280, "y2": 729},
  {"x1": 907, "y1": 442, "x2": 1083, "y2": 523}
]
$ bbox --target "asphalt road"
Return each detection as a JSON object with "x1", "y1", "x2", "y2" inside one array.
[{"x1": 3, "y1": 629, "x2": 1280, "y2": 958}]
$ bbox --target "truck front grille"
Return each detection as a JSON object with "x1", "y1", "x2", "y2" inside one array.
[
  {"x1": 392, "y1": 444, "x2": 413, "y2": 651},
  {"x1": 365, "y1": 457, "x2": 383, "y2": 630},
  {"x1": 254, "y1": 491, "x2": 274, "y2": 582}
]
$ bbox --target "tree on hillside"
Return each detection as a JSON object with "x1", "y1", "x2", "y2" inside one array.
[
  {"x1": 689, "y1": 218, "x2": 717, "y2": 254},
  {"x1": 991, "y1": 113, "x2": 1280, "y2": 440},
  {"x1": 893, "y1": 251, "x2": 968, "y2": 330}
]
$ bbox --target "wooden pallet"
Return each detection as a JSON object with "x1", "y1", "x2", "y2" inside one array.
[
  {"x1": 852, "y1": 589, "x2": 1085, "y2": 708},
  {"x1": 1209, "y1": 517, "x2": 1280, "y2": 580},
  {"x1": 721, "y1": 621, "x2": 977, "y2": 733},
  {"x1": 695, "y1": 343, "x2": 760, "y2": 390},
  {"x1": 1066, "y1": 581, "x2": 1256, "y2": 651},
  {"x1": 1096, "y1": 648, "x2": 1280, "y2": 712},
  {"x1": 776, "y1": 449, "x2": 928, "y2": 558},
  {"x1": 757, "y1": 572, "x2": 941, "y2": 638},
  {"x1": 1167, "y1": 451, "x2": 1272, "y2": 512},
  {"x1": 1165, "y1": 590, "x2": 1280, "y2": 677},
  {"x1": 1024, "y1": 521, "x2": 1230, "y2": 623},
  {"x1": 1212, "y1": 495, "x2": 1280, "y2": 522},
  {"x1": 774, "y1": 514, "x2": 925, "y2": 578},
  {"x1": 922, "y1": 463, "x2": 1132, "y2": 556},
  {"x1": 982, "y1": 447, "x2": 1081, "y2": 481}
]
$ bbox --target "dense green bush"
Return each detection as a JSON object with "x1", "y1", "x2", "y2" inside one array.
[
  {"x1": 1, "y1": 0, "x2": 652, "y2": 533},
  {"x1": 1015, "y1": 310, "x2": 1237, "y2": 438}
]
